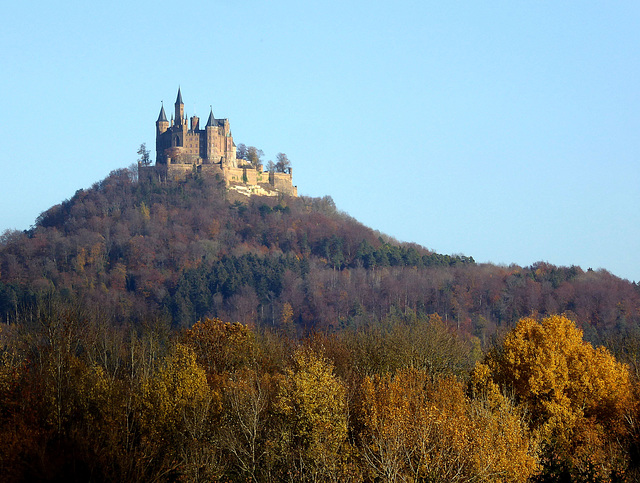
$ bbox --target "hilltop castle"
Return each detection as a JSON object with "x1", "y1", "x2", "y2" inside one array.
[{"x1": 139, "y1": 88, "x2": 297, "y2": 196}]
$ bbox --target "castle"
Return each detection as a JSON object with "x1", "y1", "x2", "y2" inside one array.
[{"x1": 139, "y1": 88, "x2": 297, "y2": 196}]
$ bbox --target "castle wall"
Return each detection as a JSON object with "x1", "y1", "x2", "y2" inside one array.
[
  {"x1": 183, "y1": 132, "x2": 200, "y2": 157},
  {"x1": 165, "y1": 163, "x2": 196, "y2": 181},
  {"x1": 224, "y1": 166, "x2": 245, "y2": 184},
  {"x1": 269, "y1": 171, "x2": 297, "y2": 196},
  {"x1": 138, "y1": 165, "x2": 161, "y2": 183},
  {"x1": 146, "y1": 162, "x2": 296, "y2": 196}
]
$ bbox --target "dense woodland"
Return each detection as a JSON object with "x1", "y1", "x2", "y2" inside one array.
[{"x1": 1, "y1": 169, "x2": 640, "y2": 481}]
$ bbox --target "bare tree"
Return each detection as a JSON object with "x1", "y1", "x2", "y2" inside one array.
[
  {"x1": 275, "y1": 153, "x2": 291, "y2": 173},
  {"x1": 265, "y1": 160, "x2": 276, "y2": 173},
  {"x1": 246, "y1": 146, "x2": 264, "y2": 168},
  {"x1": 236, "y1": 143, "x2": 247, "y2": 160}
]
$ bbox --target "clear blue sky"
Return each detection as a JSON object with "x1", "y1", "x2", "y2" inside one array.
[{"x1": 1, "y1": 1, "x2": 639, "y2": 281}]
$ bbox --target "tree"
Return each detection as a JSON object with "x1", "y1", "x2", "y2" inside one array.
[
  {"x1": 275, "y1": 152, "x2": 291, "y2": 173},
  {"x1": 281, "y1": 302, "x2": 294, "y2": 332},
  {"x1": 137, "y1": 143, "x2": 151, "y2": 166},
  {"x1": 473, "y1": 314, "x2": 633, "y2": 478},
  {"x1": 182, "y1": 317, "x2": 254, "y2": 377},
  {"x1": 236, "y1": 143, "x2": 247, "y2": 160},
  {"x1": 265, "y1": 160, "x2": 276, "y2": 173},
  {"x1": 245, "y1": 146, "x2": 264, "y2": 168},
  {"x1": 360, "y1": 368, "x2": 538, "y2": 482},
  {"x1": 221, "y1": 368, "x2": 277, "y2": 481},
  {"x1": 275, "y1": 347, "x2": 351, "y2": 481},
  {"x1": 140, "y1": 343, "x2": 220, "y2": 480}
]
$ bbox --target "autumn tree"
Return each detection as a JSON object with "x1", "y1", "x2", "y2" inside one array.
[
  {"x1": 473, "y1": 314, "x2": 633, "y2": 478},
  {"x1": 265, "y1": 160, "x2": 276, "y2": 173},
  {"x1": 275, "y1": 347, "x2": 355, "y2": 481},
  {"x1": 236, "y1": 143, "x2": 247, "y2": 160},
  {"x1": 346, "y1": 314, "x2": 476, "y2": 378},
  {"x1": 0, "y1": 322, "x2": 38, "y2": 482},
  {"x1": 182, "y1": 317, "x2": 254, "y2": 377},
  {"x1": 280, "y1": 302, "x2": 295, "y2": 340},
  {"x1": 245, "y1": 146, "x2": 264, "y2": 168},
  {"x1": 359, "y1": 368, "x2": 538, "y2": 482},
  {"x1": 140, "y1": 343, "x2": 221, "y2": 480},
  {"x1": 221, "y1": 367, "x2": 279, "y2": 481}
]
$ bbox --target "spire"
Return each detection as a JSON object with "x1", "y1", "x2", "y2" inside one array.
[
  {"x1": 174, "y1": 87, "x2": 184, "y2": 126},
  {"x1": 206, "y1": 106, "x2": 215, "y2": 127},
  {"x1": 157, "y1": 102, "x2": 168, "y2": 122}
]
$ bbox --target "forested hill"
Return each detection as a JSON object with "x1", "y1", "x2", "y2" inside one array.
[
  {"x1": 1, "y1": 167, "x2": 639, "y2": 341},
  {"x1": 3, "y1": 166, "x2": 640, "y2": 481}
]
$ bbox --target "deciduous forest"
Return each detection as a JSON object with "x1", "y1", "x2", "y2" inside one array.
[{"x1": 1, "y1": 170, "x2": 639, "y2": 481}]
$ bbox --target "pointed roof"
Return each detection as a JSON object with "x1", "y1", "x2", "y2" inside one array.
[
  {"x1": 157, "y1": 103, "x2": 168, "y2": 122},
  {"x1": 176, "y1": 87, "x2": 183, "y2": 105},
  {"x1": 206, "y1": 107, "x2": 215, "y2": 127}
]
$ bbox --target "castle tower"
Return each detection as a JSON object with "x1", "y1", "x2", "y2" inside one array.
[
  {"x1": 206, "y1": 108, "x2": 215, "y2": 127},
  {"x1": 205, "y1": 108, "x2": 217, "y2": 162},
  {"x1": 155, "y1": 103, "x2": 170, "y2": 164},
  {"x1": 175, "y1": 87, "x2": 184, "y2": 126},
  {"x1": 156, "y1": 103, "x2": 169, "y2": 134}
]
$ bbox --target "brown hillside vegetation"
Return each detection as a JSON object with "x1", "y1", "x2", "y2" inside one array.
[
  {"x1": 1, "y1": 169, "x2": 640, "y2": 480},
  {"x1": 0, "y1": 168, "x2": 637, "y2": 341}
]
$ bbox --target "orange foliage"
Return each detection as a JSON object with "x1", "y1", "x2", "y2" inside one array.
[
  {"x1": 474, "y1": 314, "x2": 634, "y2": 477},
  {"x1": 360, "y1": 368, "x2": 538, "y2": 482}
]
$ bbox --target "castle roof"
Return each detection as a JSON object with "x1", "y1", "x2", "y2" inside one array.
[
  {"x1": 206, "y1": 108, "x2": 215, "y2": 127},
  {"x1": 176, "y1": 87, "x2": 183, "y2": 105},
  {"x1": 157, "y1": 104, "x2": 168, "y2": 122}
]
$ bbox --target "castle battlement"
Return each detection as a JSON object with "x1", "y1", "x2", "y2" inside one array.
[{"x1": 140, "y1": 88, "x2": 297, "y2": 197}]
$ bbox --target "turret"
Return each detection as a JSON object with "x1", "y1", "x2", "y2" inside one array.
[
  {"x1": 156, "y1": 102, "x2": 169, "y2": 134},
  {"x1": 190, "y1": 115, "x2": 200, "y2": 131},
  {"x1": 205, "y1": 108, "x2": 216, "y2": 162},
  {"x1": 175, "y1": 87, "x2": 184, "y2": 126},
  {"x1": 206, "y1": 108, "x2": 215, "y2": 127}
]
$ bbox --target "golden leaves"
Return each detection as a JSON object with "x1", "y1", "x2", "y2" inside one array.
[
  {"x1": 487, "y1": 315, "x2": 632, "y2": 440},
  {"x1": 141, "y1": 343, "x2": 213, "y2": 439},
  {"x1": 359, "y1": 368, "x2": 538, "y2": 482},
  {"x1": 478, "y1": 314, "x2": 634, "y2": 478},
  {"x1": 276, "y1": 347, "x2": 350, "y2": 478},
  {"x1": 182, "y1": 317, "x2": 254, "y2": 376}
]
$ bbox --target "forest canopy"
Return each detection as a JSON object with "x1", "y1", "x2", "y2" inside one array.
[{"x1": 1, "y1": 169, "x2": 640, "y2": 480}]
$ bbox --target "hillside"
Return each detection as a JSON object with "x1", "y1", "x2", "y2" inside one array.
[
  {"x1": 1, "y1": 166, "x2": 638, "y2": 341},
  {"x1": 2, "y1": 167, "x2": 640, "y2": 481}
]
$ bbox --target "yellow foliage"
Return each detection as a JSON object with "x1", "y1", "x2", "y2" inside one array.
[
  {"x1": 360, "y1": 368, "x2": 538, "y2": 482},
  {"x1": 0, "y1": 325, "x2": 22, "y2": 400},
  {"x1": 182, "y1": 317, "x2": 254, "y2": 376},
  {"x1": 140, "y1": 202, "x2": 150, "y2": 221},
  {"x1": 474, "y1": 314, "x2": 634, "y2": 477},
  {"x1": 281, "y1": 302, "x2": 294, "y2": 326},
  {"x1": 276, "y1": 347, "x2": 350, "y2": 479},
  {"x1": 485, "y1": 315, "x2": 632, "y2": 441},
  {"x1": 141, "y1": 343, "x2": 214, "y2": 439},
  {"x1": 73, "y1": 247, "x2": 86, "y2": 273},
  {"x1": 74, "y1": 363, "x2": 111, "y2": 427}
]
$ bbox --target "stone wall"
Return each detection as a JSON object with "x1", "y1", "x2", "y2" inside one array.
[
  {"x1": 144, "y1": 159, "x2": 297, "y2": 197},
  {"x1": 269, "y1": 171, "x2": 297, "y2": 196}
]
